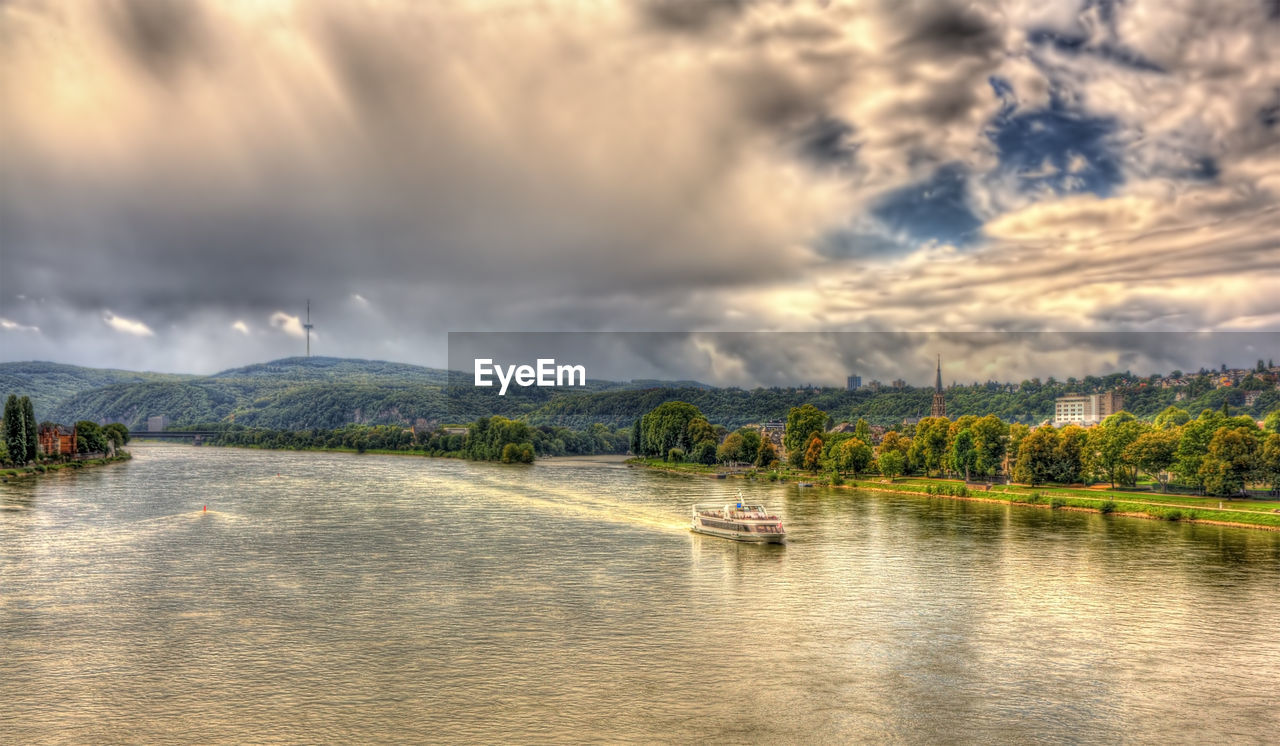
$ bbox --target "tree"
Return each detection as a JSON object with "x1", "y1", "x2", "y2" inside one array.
[
  {"x1": 1261, "y1": 433, "x2": 1280, "y2": 492},
  {"x1": 103, "y1": 423, "x2": 130, "y2": 448},
  {"x1": 878, "y1": 431, "x2": 911, "y2": 475},
  {"x1": 908, "y1": 417, "x2": 949, "y2": 476},
  {"x1": 970, "y1": 415, "x2": 1008, "y2": 477},
  {"x1": 734, "y1": 428, "x2": 762, "y2": 465},
  {"x1": 755, "y1": 437, "x2": 778, "y2": 468},
  {"x1": 1013, "y1": 426, "x2": 1057, "y2": 486},
  {"x1": 1154, "y1": 406, "x2": 1191, "y2": 430},
  {"x1": 1174, "y1": 410, "x2": 1225, "y2": 491},
  {"x1": 785, "y1": 405, "x2": 828, "y2": 467},
  {"x1": 1265, "y1": 410, "x2": 1280, "y2": 435},
  {"x1": 21, "y1": 397, "x2": 37, "y2": 463},
  {"x1": 687, "y1": 418, "x2": 717, "y2": 448},
  {"x1": 835, "y1": 437, "x2": 873, "y2": 476},
  {"x1": 500, "y1": 442, "x2": 533, "y2": 463},
  {"x1": 5, "y1": 394, "x2": 27, "y2": 465},
  {"x1": 950, "y1": 428, "x2": 977, "y2": 481},
  {"x1": 1199, "y1": 426, "x2": 1261, "y2": 497},
  {"x1": 1053, "y1": 424, "x2": 1088, "y2": 483},
  {"x1": 1087, "y1": 418, "x2": 1144, "y2": 488},
  {"x1": 854, "y1": 418, "x2": 871, "y2": 443},
  {"x1": 630, "y1": 419, "x2": 641, "y2": 454},
  {"x1": 692, "y1": 440, "x2": 718, "y2": 465},
  {"x1": 877, "y1": 450, "x2": 906, "y2": 480},
  {"x1": 75, "y1": 420, "x2": 108, "y2": 454},
  {"x1": 1007, "y1": 423, "x2": 1030, "y2": 471},
  {"x1": 465, "y1": 416, "x2": 536, "y2": 462},
  {"x1": 717, "y1": 432, "x2": 745, "y2": 464},
  {"x1": 639, "y1": 401, "x2": 705, "y2": 458},
  {"x1": 802, "y1": 432, "x2": 824, "y2": 471},
  {"x1": 823, "y1": 434, "x2": 858, "y2": 475},
  {"x1": 1125, "y1": 428, "x2": 1179, "y2": 492}
]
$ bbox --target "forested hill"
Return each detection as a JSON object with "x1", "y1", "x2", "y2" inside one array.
[
  {"x1": 0, "y1": 361, "x2": 194, "y2": 416},
  {"x1": 208, "y1": 357, "x2": 451, "y2": 385},
  {"x1": 4, "y1": 357, "x2": 1277, "y2": 431},
  {"x1": 42, "y1": 357, "x2": 459, "y2": 429}
]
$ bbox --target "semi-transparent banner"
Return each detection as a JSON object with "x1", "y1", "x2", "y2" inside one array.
[{"x1": 444, "y1": 331, "x2": 1280, "y2": 427}]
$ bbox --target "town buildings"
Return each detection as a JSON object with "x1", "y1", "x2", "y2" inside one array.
[
  {"x1": 37, "y1": 423, "x2": 76, "y2": 456},
  {"x1": 1053, "y1": 392, "x2": 1124, "y2": 426}
]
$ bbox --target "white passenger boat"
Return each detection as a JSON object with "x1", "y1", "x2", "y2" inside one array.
[{"x1": 691, "y1": 492, "x2": 786, "y2": 543}]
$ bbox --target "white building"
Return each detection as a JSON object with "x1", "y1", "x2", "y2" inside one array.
[{"x1": 1053, "y1": 392, "x2": 1124, "y2": 427}]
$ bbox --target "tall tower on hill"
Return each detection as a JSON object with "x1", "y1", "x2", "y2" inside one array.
[
  {"x1": 304, "y1": 299, "x2": 314, "y2": 357},
  {"x1": 931, "y1": 355, "x2": 947, "y2": 419}
]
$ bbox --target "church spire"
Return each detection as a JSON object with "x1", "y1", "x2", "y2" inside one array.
[{"x1": 931, "y1": 355, "x2": 947, "y2": 419}]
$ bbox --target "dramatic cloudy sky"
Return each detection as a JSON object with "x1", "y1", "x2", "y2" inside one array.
[{"x1": 2, "y1": 0, "x2": 1279, "y2": 382}]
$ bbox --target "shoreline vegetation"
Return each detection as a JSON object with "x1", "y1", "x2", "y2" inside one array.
[
  {"x1": 193, "y1": 418, "x2": 630, "y2": 463},
  {"x1": 40, "y1": 394, "x2": 1275, "y2": 532},
  {"x1": 4, "y1": 394, "x2": 134, "y2": 480},
  {"x1": 1, "y1": 451, "x2": 133, "y2": 481},
  {"x1": 628, "y1": 398, "x2": 1280, "y2": 532},
  {"x1": 626, "y1": 457, "x2": 1280, "y2": 531}
]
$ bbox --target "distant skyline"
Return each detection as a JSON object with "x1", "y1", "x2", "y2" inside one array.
[
  {"x1": 5, "y1": 329, "x2": 1278, "y2": 391},
  {"x1": 2, "y1": 1, "x2": 1279, "y2": 375},
  {"x1": 446, "y1": 331, "x2": 1280, "y2": 389}
]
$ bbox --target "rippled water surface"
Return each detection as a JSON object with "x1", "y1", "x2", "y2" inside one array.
[{"x1": 3, "y1": 444, "x2": 1280, "y2": 743}]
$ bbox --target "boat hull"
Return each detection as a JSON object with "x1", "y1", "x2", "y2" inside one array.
[{"x1": 690, "y1": 523, "x2": 786, "y2": 543}]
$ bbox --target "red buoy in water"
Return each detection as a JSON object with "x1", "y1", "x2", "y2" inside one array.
[{"x1": 203, "y1": 505, "x2": 207, "y2": 512}]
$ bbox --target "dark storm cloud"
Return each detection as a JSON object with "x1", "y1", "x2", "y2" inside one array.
[
  {"x1": 2, "y1": 0, "x2": 1278, "y2": 374},
  {"x1": 896, "y1": 3, "x2": 1002, "y2": 59},
  {"x1": 1, "y1": 2, "x2": 855, "y2": 316},
  {"x1": 638, "y1": 0, "x2": 751, "y2": 34},
  {"x1": 105, "y1": 0, "x2": 209, "y2": 81},
  {"x1": 796, "y1": 116, "x2": 858, "y2": 167}
]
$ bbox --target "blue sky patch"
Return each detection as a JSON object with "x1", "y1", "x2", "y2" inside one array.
[
  {"x1": 870, "y1": 163, "x2": 983, "y2": 246},
  {"x1": 989, "y1": 95, "x2": 1123, "y2": 197}
]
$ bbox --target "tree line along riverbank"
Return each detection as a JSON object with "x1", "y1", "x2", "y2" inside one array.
[
  {"x1": 191, "y1": 418, "x2": 631, "y2": 463},
  {"x1": 627, "y1": 457, "x2": 1280, "y2": 531},
  {"x1": 628, "y1": 398, "x2": 1280, "y2": 530},
  {"x1": 631, "y1": 401, "x2": 1279, "y2": 496},
  {"x1": 3, "y1": 393, "x2": 133, "y2": 479}
]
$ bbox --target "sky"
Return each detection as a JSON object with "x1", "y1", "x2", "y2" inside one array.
[{"x1": 2, "y1": 0, "x2": 1279, "y2": 384}]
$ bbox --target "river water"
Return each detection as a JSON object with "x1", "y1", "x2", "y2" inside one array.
[{"x1": 2, "y1": 444, "x2": 1279, "y2": 744}]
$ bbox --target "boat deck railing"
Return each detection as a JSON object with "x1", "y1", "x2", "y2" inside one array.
[{"x1": 692, "y1": 504, "x2": 781, "y2": 521}]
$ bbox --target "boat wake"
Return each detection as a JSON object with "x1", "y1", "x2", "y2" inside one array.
[{"x1": 463, "y1": 475, "x2": 689, "y2": 534}]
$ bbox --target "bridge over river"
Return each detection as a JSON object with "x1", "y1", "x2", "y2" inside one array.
[{"x1": 128, "y1": 430, "x2": 219, "y2": 444}]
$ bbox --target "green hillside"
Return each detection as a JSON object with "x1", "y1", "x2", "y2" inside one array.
[
  {"x1": 210, "y1": 356, "x2": 451, "y2": 385},
  {"x1": 22, "y1": 356, "x2": 705, "y2": 428},
  {"x1": 7, "y1": 357, "x2": 1278, "y2": 431},
  {"x1": 0, "y1": 361, "x2": 194, "y2": 417}
]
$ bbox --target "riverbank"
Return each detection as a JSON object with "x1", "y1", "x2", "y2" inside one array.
[
  {"x1": 1, "y1": 451, "x2": 133, "y2": 481},
  {"x1": 200, "y1": 440, "x2": 629, "y2": 464},
  {"x1": 626, "y1": 457, "x2": 1280, "y2": 531}
]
